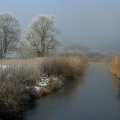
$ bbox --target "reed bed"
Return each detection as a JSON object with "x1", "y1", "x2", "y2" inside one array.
[
  {"x1": 111, "y1": 56, "x2": 120, "y2": 78},
  {"x1": 40, "y1": 55, "x2": 87, "y2": 79},
  {"x1": 0, "y1": 55, "x2": 87, "y2": 113}
]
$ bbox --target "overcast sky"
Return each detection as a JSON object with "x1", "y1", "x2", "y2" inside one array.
[{"x1": 0, "y1": 0, "x2": 120, "y2": 51}]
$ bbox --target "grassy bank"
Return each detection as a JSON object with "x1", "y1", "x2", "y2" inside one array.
[
  {"x1": 0, "y1": 55, "x2": 87, "y2": 113},
  {"x1": 111, "y1": 56, "x2": 120, "y2": 78}
]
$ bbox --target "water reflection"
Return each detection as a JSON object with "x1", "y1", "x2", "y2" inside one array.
[
  {"x1": 0, "y1": 112, "x2": 26, "y2": 120},
  {"x1": 41, "y1": 75, "x2": 84, "y2": 100},
  {"x1": 25, "y1": 65, "x2": 120, "y2": 120},
  {"x1": 112, "y1": 75, "x2": 120, "y2": 99},
  {"x1": 25, "y1": 75, "x2": 85, "y2": 120},
  {"x1": 0, "y1": 99, "x2": 38, "y2": 120},
  {"x1": 0, "y1": 75, "x2": 84, "y2": 120}
]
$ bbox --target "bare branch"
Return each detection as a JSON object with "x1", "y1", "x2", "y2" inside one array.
[
  {"x1": 22, "y1": 14, "x2": 61, "y2": 57},
  {"x1": 0, "y1": 12, "x2": 21, "y2": 58}
]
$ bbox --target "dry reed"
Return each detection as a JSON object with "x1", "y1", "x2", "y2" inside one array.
[
  {"x1": 111, "y1": 56, "x2": 120, "y2": 78},
  {"x1": 0, "y1": 55, "x2": 87, "y2": 113}
]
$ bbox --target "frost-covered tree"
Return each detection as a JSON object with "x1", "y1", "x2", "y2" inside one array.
[
  {"x1": 0, "y1": 12, "x2": 21, "y2": 58},
  {"x1": 21, "y1": 14, "x2": 61, "y2": 57}
]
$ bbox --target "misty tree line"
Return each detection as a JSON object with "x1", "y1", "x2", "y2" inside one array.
[
  {"x1": 0, "y1": 12, "x2": 61, "y2": 58},
  {"x1": 0, "y1": 12, "x2": 119, "y2": 59}
]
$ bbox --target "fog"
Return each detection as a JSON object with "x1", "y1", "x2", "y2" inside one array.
[{"x1": 0, "y1": 0, "x2": 120, "y2": 52}]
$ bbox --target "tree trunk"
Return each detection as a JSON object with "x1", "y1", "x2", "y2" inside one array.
[
  {"x1": 40, "y1": 36, "x2": 45, "y2": 57},
  {"x1": 37, "y1": 50, "x2": 44, "y2": 57}
]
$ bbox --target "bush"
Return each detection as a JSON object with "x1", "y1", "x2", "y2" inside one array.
[
  {"x1": 0, "y1": 59, "x2": 41, "y2": 112},
  {"x1": 40, "y1": 55, "x2": 87, "y2": 80}
]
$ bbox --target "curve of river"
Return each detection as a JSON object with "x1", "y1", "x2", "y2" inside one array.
[{"x1": 24, "y1": 64, "x2": 120, "y2": 120}]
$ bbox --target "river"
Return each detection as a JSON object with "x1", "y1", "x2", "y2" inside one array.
[{"x1": 24, "y1": 64, "x2": 120, "y2": 120}]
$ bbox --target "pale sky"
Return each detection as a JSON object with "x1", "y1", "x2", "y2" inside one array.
[{"x1": 0, "y1": 0, "x2": 120, "y2": 51}]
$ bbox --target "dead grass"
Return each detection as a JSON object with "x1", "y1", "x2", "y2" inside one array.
[
  {"x1": 0, "y1": 55, "x2": 87, "y2": 113},
  {"x1": 111, "y1": 56, "x2": 120, "y2": 78},
  {"x1": 0, "y1": 59, "x2": 41, "y2": 112},
  {"x1": 39, "y1": 77, "x2": 64, "y2": 96},
  {"x1": 40, "y1": 55, "x2": 87, "y2": 80}
]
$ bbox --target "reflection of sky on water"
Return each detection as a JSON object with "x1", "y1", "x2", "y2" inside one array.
[{"x1": 25, "y1": 65, "x2": 120, "y2": 120}]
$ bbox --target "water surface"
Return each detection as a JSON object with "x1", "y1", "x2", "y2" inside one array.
[{"x1": 25, "y1": 64, "x2": 120, "y2": 120}]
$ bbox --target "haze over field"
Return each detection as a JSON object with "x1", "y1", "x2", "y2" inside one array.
[{"x1": 0, "y1": 0, "x2": 120, "y2": 51}]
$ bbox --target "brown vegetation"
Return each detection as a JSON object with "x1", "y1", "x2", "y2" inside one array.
[
  {"x1": 0, "y1": 55, "x2": 87, "y2": 113},
  {"x1": 40, "y1": 77, "x2": 65, "y2": 96},
  {"x1": 111, "y1": 56, "x2": 120, "y2": 78},
  {"x1": 40, "y1": 55, "x2": 87, "y2": 79}
]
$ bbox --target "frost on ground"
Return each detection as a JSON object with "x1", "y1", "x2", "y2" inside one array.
[
  {"x1": 0, "y1": 65, "x2": 15, "y2": 71},
  {"x1": 26, "y1": 77, "x2": 50, "y2": 92},
  {"x1": 25, "y1": 76, "x2": 64, "y2": 98},
  {"x1": 38, "y1": 77, "x2": 50, "y2": 87},
  {"x1": 0, "y1": 55, "x2": 87, "y2": 113},
  {"x1": 0, "y1": 65, "x2": 7, "y2": 69}
]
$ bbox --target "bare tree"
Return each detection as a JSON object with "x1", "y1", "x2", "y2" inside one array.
[
  {"x1": 0, "y1": 12, "x2": 21, "y2": 58},
  {"x1": 22, "y1": 14, "x2": 61, "y2": 57}
]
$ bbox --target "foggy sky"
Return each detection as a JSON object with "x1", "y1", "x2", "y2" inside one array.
[{"x1": 0, "y1": 0, "x2": 120, "y2": 51}]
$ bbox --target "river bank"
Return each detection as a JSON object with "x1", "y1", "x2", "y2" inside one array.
[
  {"x1": 111, "y1": 56, "x2": 120, "y2": 78},
  {"x1": 25, "y1": 64, "x2": 120, "y2": 120},
  {"x1": 0, "y1": 55, "x2": 87, "y2": 117}
]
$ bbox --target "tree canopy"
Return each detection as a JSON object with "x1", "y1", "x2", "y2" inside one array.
[
  {"x1": 20, "y1": 14, "x2": 61, "y2": 57},
  {"x1": 0, "y1": 12, "x2": 21, "y2": 58}
]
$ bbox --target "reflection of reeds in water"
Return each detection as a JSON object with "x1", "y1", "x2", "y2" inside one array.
[
  {"x1": 112, "y1": 75, "x2": 120, "y2": 99},
  {"x1": 111, "y1": 56, "x2": 120, "y2": 99},
  {"x1": 60, "y1": 75, "x2": 85, "y2": 96},
  {"x1": 117, "y1": 89, "x2": 120, "y2": 99},
  {"x1": 44, "y1": 75, "x2": 85, "y2": 99}
]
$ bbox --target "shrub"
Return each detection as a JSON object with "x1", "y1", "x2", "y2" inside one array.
[
  {"x1": 111, "y1": 56, "x2": 120, "y2": 78},
  {"x1": 40, "y1": 55, "x2": 87, "y2": 80},
  {"x1": 0, "y1": 60, "x2": 41, "y2": 112}
]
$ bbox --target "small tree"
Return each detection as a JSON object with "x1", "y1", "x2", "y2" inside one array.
[
  {"x1": 0, "y1": 12, "x2": 21, "y2": 58},
  {"x1": 22, "y1": 14, "x2": 61, "y2": 57}
]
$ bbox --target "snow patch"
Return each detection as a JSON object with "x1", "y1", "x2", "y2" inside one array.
[
  {"x1": 38, "y1": 77, "x2": 50, "y2": 87},
  {"x1": 0, "y1": 65, "x2": 7, "y2": 69}
]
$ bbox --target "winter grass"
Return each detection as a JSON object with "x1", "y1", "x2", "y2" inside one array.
[
  {"x1": 111, "y1": 56, "x2": 120, "y2": 78},
  {"x1": 0, "y1": 55, "x2": 87, "y2": 113}
]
